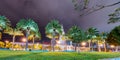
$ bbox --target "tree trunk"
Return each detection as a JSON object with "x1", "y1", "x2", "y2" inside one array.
[
  {"x1": 32, "y1": 37, "x2": 35, "y2": 50},
  {"x1": 91, "y1": 39, "x2": 93, "y2": 51},
  {"x1": 51, "y1": 38, "x2": 56, "y2": 51},
  {"x1": 103, "y1": 40, "x2": 107, "y2": 52},
  {"x1": 74, "y1": 43, "x2": 77, "y2": 51},
  {"x1": 25, "y1": 32, "x2": 29, "y2": 51},
  {"x1": 88, "y1": 41, "x2": 91, "y2": 51},
  {"x1": 115, "y1": 46, "x2": 118, "y2": 52},
  {"x1": 0, "y1": 32, "x2": 2, "y2": 40},
  {"x1": 12, "y1": 35, "x2": 15, "y2": 50},
  {"x1": 78, "y1": 43, "x2": 80, "y2": 53},
  {"x1": 97, "y1": 41, "x2": 101, "y2": 52}
]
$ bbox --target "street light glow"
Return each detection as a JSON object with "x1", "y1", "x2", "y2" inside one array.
[
  {"x1": 81, "y1": 42, "x2": 86, "y2": 46},
  {"x1": 110, "y1": 45, "x2": 115, "y2": 48},
  {"x1": 22, "y1": 38, "x2": 26, "y2": 42},
  {"x1": 5, "y1": 40, "x2": 9, "y2": 43},
  {"x1": 99, "y1": 44, "x2": 103, "y2": 47},
  {"x1": 57, "y1": 41, "x2": 60, "y2": 44}
]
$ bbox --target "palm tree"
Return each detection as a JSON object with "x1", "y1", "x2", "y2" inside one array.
[
  {"x1": 16, "y1": 19, "x2": 39, "y2": 50},
  {"x1": 95, "y1": 34, "x2": 104, "y2": 52},
  {"x1": 28, "y1": 31, "x2": 41, "y2": 49},
  {"x1": 87, "y1": 27, "x2": 99, "y2": 51},
  {"x1": 100, "y1": 32, "x2": 108, "y2": 52},
  {"x1": 4, "y1": 27, "x2": 24, "y2": 49},
  {"x1": 0, "y1": 16, "x2": 11, "y2": 40},
  {"x1": 90, "y1": 32, "x2": 107, "y2": 52},
  {"x1": 45, "y1": 20, "x2": 62, "y2": 51},
  {"x1": 67, "y1": 25, "x2": 86, "y2": 51}
]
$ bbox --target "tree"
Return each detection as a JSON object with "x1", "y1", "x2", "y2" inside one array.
[
  {"x1": 106, "y1": 26, "x2": 120, "y2": 46},
  {"x1": 108, "y1": 8, "x2": 120, "y2": 24},
  {"x1": 86, "y1": 27, "x2": 99, "y2": 51},
  {"x1": 107, "y1": 8, "x2": 120, "y2": 52},
  {"x1": 100, "y1": 32, "x2": 108, "y2": 52},
  {"x1": 45, "y1": 20, "x2": 62, "y2": 51},
  {"x1": 106, "y1": 26, "x2": 120, "y2": 52},
  {"x1": 28, "y1": 31, "x2": 41, "y2": 49},
  {"x1": 0, "y1": 16, "x2": 11, "y2": 40},
  {"x1": 16, "y1": 19, "x2": 39, "y2": 50},
  {"x1": 95, "y1": 32, "x2": 108, "y2": 52},
  {"x1": 67, "y1": 25, "x2": 86, "y2": 51},
  {"x1": 4, "y1": 27, "x2": 24, "y2": 49},
  {"x1": 45, "y1": 20, "x2": 62, "y2": 39},
  {"x1": 72, "y1": 0, "x2": 120, "y2": 16},
  {"x1": 67, "y1": 26, "x2": 86, "y2": 43}
]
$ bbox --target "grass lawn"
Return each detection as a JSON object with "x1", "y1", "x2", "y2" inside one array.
[{"x1": 0, "y1": 50, "x2": 120, "y2": 60}]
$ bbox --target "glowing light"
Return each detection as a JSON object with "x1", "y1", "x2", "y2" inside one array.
[
  {"x1": 36, "y1": 43, "x2": 39, "y2": 46},
  {"x1": 81, "y1": 42, "x2": 86, "y2": 46},
  {"x1": 99, "y1": 44, "x2": 103, "y2": 47},
  {"x1": 57, "y1": 41, "x2": 60, "y2": 44},
  {"x1": 110, "y1": 45, "x2": 115, "y2": 48},
  {"x1": 5, "y1": 40, "x2": 9, "y2": 43},
  {"x1": 22, "y1": 38, "x2": 26, "y2": 42}
]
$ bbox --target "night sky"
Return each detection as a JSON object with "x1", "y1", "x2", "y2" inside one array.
[{"x1": 0, "y1": 0, "x2": 120, "y2": 41}]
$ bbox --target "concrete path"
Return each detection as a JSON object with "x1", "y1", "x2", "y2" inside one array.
[{"x1": 100, "y1": 58, "x2": 120, "y2": 60}]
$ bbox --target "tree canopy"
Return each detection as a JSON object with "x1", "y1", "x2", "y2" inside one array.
[
  {"x1": 0, "y1": 16, "x2": 11, "y2": 39},
  {"x1": 106, "y1": 25, "x2": 120, "y2": 46},
  {"x1": 17, "y1": 19, "x2": 39, "y2": 33},
  {"x1": 86, "y1": 27, "x2": 99, "y2": 39},
  {"x1": 45, "y1": 20, "x2": 63, "y2": 39},
  {"x1": 67, "y1": 25, "x2": 86, "y2": 43}
]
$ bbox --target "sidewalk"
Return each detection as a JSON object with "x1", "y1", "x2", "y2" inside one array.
[{"x1": 99, "y1": 58, "x2": 120, "y2": 60}]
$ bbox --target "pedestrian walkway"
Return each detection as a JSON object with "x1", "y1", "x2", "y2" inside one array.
[{"x1": 99, "y1": 58, "x2": 120, "y2": 60}]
